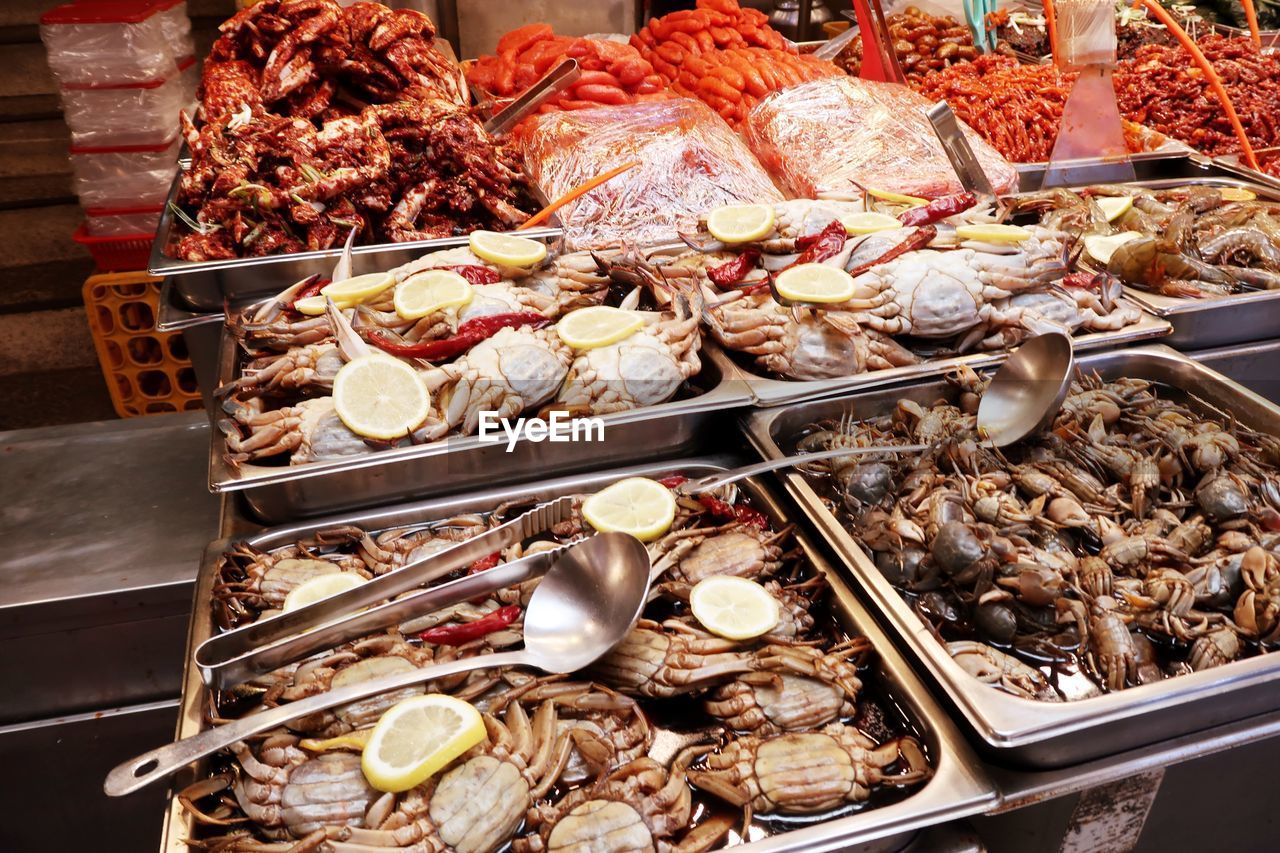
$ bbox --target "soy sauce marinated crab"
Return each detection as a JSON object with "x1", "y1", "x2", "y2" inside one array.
[
  {"x1": 181, "y1": 476, "x2": 936, "y2": 851},
  {"x1": 798, "y1": 369, "x2": 1280, "y2": 699}
]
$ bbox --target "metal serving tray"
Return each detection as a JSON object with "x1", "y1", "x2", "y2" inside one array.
[
  {"x1": 156, "y1": 278, "x2": 223, "y2": 416},
  {"x1": 156, "y1": 457, "x2": 996, "y2": 853},
  {"x1": 1016, "y1": 163, "x2": 1280, "y2": 349},
  {"x1": 211, "y1": 321, "x2": 755, "y2": 523},
  {"x1": 152, "y1": 161, "x2": 564, "y2": 312},
  {"x1": 1214, "y1": 146, "x2": 1280, "y2": 193},
  {"x1": 742, "y1": 345, "x2": 1280, "y2": 768}
]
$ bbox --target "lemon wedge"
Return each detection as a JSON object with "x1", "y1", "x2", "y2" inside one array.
[
  {"x1": 1219, "y1": 186, "x2": 1257, "y2": 202},
  {"x1": 333, "y1": 355, "x2": 431, "y2": 440},
  {"x1": 300, "y1": 729, "x2": 374, "y2": 753},
  {"x1": 322, "y1": 272, "x2": 396, "y2": 304},
  {"x1": 1084, "y1": 231, "x2": 1143, "y2": 265},
  {"x1": 582, "y1": 477, "x2": 677, "y2": 542},
  {"x1": 773, "y1": 263, "x2": 856, "y2": 304},
  {"x1": 282, "y1": 572, "x2": 367, "y2": 612},
  {"x1": 556, "y1": 306, "x2": 644, "y2": 351},
  {"x1": 955, "y1": 223, "x2": 1033, "y2": 244},
  {"x1": 1095, "y1": 196, "x2": 1134, "y2": 223},
  {"x1": 689, "y1": 576, "x2": 780, "y2": 641},
  {"x1": 361, "y1": 694, "x2": 486, "y2": 793},
  {"x1": 394, "y1": 270, "x2": 473, "y2": 320},
  {"x1": 469, "y1": 230, "x2": 547, "y2": 267},
  {"x1": 839, "y1": 211, "x2": 902, "y2": 235},
  {"x1": 706, "y1": 204, "x2": 776, "y2": 243},
  {"x1": 294, "y1": 295, "x2": 339, "y2": 315},
  {"x1": 864, "y1": 187, "x2": 929, "y2": 206}
]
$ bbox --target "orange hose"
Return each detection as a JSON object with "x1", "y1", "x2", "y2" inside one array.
[
  {"x1": 1140, "y1": 0, "x2": 1260, "y2": 171},
  {"x1": 1043, "y1": 0, "x2": 1059, "y2": 68},
  {"x1": 517, "y1": 160, "x2": 641, "y2": 231},
  {"x1": 1240, "y1": 0, "x2": 1263, "y2": 49}
]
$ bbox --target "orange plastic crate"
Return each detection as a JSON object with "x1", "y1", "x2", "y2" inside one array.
[{"x1": 82, "y1": 271, "x2": 204, "y2": 417}]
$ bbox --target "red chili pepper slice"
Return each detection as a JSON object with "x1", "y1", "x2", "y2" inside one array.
[
  {"x1": 419, "y1": 604, "x2": 521, "y2": 645},
  {"x1": 897, "y1": 192, "x2": 977, "y2": 227},
  {"x1": 787, "y1": 220, "x2": 847, "y2": 269},
  {"x1": 445, "y1": 265, "x2": 502, "y2": 285},
  {"x1": 707, "y1": 249, "x2": 761, "y2": 286},
  {"x1": 847, "y1": 226, "x2": 937, "y2": 278},
  {"x1": 656, "y1": 475, "x2": 689, "y2": 488},
  {"x1": 697, "y1": 495, "x2": 770, "y2": 529},
  {"x1": 468, "y1": 552, "x2": 502, "y2": 574},
  {"x1": 286, "y1": 275, "x2": 328, "y2": 313},
  {"x1": 367, "y1": 312, "x2": 550, "y2": 360}
]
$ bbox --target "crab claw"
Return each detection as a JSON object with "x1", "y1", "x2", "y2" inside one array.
[{"x1": 324, "y1": 297, "x2": 372, "y2": 361}]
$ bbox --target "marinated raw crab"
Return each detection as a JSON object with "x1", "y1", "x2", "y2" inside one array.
[
  {"x1": 1011, "y1": 184, "x2": 1280, "y2": 298},
  {"x1": 797, "y1": 369, "x2": 1280, "y2": 699},
  {"x1": 181, "y1": 476, "x2": 934, "y2": 850}
]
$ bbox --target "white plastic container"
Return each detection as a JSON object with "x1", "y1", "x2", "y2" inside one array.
[
  {"x1": 85, "y1": 205, "x2": 165, "y2": 237},
  {"x1": 61, "y1": 67, "x2": 189, "y2": 147},
  {"x1": 70, "y1": 137, "x2": 180, "y2": 209},
  {"x1": 155, "y1": 0, "x2": 196, "y2": 61},
  {"x1": 40, "y1": 1, "x2": 180, "y2": 87}
]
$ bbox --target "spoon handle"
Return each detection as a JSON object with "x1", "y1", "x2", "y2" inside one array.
[
  {"x1": 678, "y1": 445, "x2": 930, "y2": 495},
  {"x1": 104, "y1": 649, "x2": 529, "y2": 798}
]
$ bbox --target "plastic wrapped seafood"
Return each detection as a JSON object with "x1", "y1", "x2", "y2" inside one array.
[
  {"x1": 742, "y1": 76, "x2": 1018, "y2": 201},
  {"x1": 517, "y1": 98, "x2": 783, "y2": 250}
]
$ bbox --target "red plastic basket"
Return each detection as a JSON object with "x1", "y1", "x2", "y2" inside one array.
[{"x1": 73, "y1": 222, "x2": 155, "y2": 272}]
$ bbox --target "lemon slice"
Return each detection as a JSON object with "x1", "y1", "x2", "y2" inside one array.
[
  {"x1": 864, "y1": 187, "x2": 929, "y2": 206},
  {"x1": 294, "y1": 294, "x2": 341, "y2": 315},
  {"x1": 322, "y1": 272, "x2": 396, "y2": 305},
  {"x1": 1219, "y1": 186, "x2": 1257, "y2": 202},
  {"x1": 706, "y1": 204, "x2": 776, "y2": 243},
  {"x1": 361, "y1": 694, "x2": 486, "y2": 793},
  {"x1": 839, "y1": 211, "x2": 902, "y2": 235},
  {"x1": 556, "y1": 306, "x2": 644, "y2": 351},
  {"x1": 1084, "y1": 231, "x2": 1143, "y2": 265},
  {"x1": 282, "y1": 572, "x2": 367, "y2": 612},
  {"x1": 300, "y1": 729, "x2": 374, "y2": 753},
  {"x1": 333, "y1": 355, "x2": 432, "y2": 440},
  {"x1": 469, "y1": 230, "x2": 547, "y2": 267},
  {"x1": 582, "y1": 477, "x2": 677, "y2": 542},
  {"x1": 394, "y1": 270, "x2": 473, "y2": 320},
  {"x1": 773, "y1": 263, "x2": 856, "y2": 304},
  {"x1": 1095, "y1": 196, "x2": 1134, "y2": 223},
  {"x1": 689, "y1": 576, "x2": 780, "y2": 641},
  {"x1": 955, "y1": 223, "x2": 1033, "y2": 244}
]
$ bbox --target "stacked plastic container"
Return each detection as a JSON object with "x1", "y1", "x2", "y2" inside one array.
[{"x1": 41, "y1": 0, "x2": 196, "y2": 270}]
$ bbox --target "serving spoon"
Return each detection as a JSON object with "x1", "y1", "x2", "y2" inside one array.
[
  {"x1": 680, "y1": 331, "x2": 1074, "y2": 495},
  {"x1": 105, "y1": 531, "x2": 650, "y2": 797}
]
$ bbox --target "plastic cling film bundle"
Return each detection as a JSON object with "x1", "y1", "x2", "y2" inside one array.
[
  {"x1": 517, "y1": 99, "x2": 783, "y2": 250},
  {"x1": 741, "y1": 76, "x2": 1018, "y2": 201}
]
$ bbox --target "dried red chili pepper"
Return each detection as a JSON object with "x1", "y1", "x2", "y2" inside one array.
[
  {"x1": 788, "y1": 220, "x2": 847, "y2": 268},
  {"x1": 697, "y1": 495, "x2": 770, "y2": 529},
  {"x1": 419, "y1": 605, "x2": 521, "y2": 645},
  {"x1": 656, "y1": 475, "x2": 689, "y2": 489},
  {"x1": 468, "y1": 552, "x2": 502, "y2": 573},
  {"x1": 897, "y1": 192, "x2": 976, "y2": 227},
  {"x1": 445, "y1": 265, "x2": 502, "y2": 285},
  {"x1": 707, "y1": 249, "x2": 761, "y2": 286},
  {"x1": 286, "y1": 274, "x2": 328, "y2": 313},
  {"x1": 847, "y1": 225, "x2": 937, "y2": 277},
  {"x1": 367, "y1": 312, "x2": 550, "y2": 360}
]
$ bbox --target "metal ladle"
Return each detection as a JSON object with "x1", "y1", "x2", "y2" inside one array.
[
  {"x1": 681, "y1": 331, "x2": 1075, "y2": 496},
  {"x1": 104, "y1": 532, "x2": 651, "y2": 797}
]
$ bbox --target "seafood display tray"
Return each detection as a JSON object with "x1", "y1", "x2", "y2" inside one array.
[
  {"x1": 152, "y1": 158, "x2": 565, "y2": 312},
  {"x1": 210, "y1": 322, "x2": 754, "y2": 523},
  {"x1": 157, "y1": 457, "x2": 996, "y2": 853},
  {"x1": 1014, "y1": 161, "x2": 1280, "y2": 349},
  {"x1": 727, "y1": 313, "x2": 1169, "y2": 408},
  {"x1": 742, "y1": 345, "x2": 1280, "y2": 768}
]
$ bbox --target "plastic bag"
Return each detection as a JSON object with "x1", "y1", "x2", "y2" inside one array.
[
  {"x1": 61, "y1": 74, "x2": 189, "y2": 147},
  {"x1": 742, "y1": 76, "x2": 1018, "y2": 200},
  {"x1": 40, "y1": 12, "x2": 178, "y2": 87},
  {"x1": 517, "y1": 98, "x2": 783, "y2": 250}
]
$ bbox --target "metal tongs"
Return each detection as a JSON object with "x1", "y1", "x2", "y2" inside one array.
[
  {"x1": 195, "y1": 496, "x2": 576, "y2": 690},
  {"x1": 482, "y1": 59, "x2": 581, "y2": 136},
  {"x1": 926, "y1": 101, "x2": 995, "y2": 196}
]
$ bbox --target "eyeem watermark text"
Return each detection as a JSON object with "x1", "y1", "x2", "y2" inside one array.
[{"x1": 477, "y1": 411, "x2": 605, "y2": 452}]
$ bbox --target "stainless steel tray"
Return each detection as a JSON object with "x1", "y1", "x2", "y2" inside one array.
[
  {"x1": 152, "y1": 158, "x2": 564, "y2": 312},
  {"x1": 1213, "y1": 146, "x2": 1280, "y2": 193},
  {"x1": 742, "y1": 345, "x2": 1280, "y2": 768},
  {"x1": 157, "y1": 457, "x2": 996, "y2": 853},
  {"x1": 211, "y1": 320, "x2": 755, "y2": 523}
]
